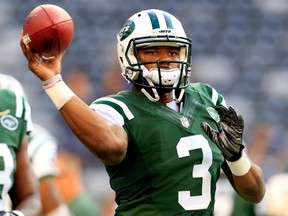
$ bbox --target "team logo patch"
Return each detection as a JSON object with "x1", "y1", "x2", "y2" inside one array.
[
  {"x1": 207, "y1": 107, "x2": 220, "y2": 123},
  {"x1": 1, "y1": 114, "x2": 19, "y2": 131},
  {"x1": 118, "y1": 19, "x2": 135, "y2": 41}
]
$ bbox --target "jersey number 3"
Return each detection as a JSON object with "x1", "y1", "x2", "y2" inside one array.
[{"x1": 176, "y1": 135, "x2": 212, "y2": 210}]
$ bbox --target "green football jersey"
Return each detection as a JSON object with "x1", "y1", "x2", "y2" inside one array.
[
  {"x1": 0, "y1": 89, "x2": 32, "y2": 209},
  {"x1": 91, "y1": 83, "x2": 226, "y2": 216}
]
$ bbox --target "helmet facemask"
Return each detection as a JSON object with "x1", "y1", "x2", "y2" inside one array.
[{"x1": 117, "y1": 9, "x2": 192, "y2": 102}]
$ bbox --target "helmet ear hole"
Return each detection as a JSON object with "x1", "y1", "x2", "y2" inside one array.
[{"x1": 119, "y1": 57, "x2": 124, "y2": 64}]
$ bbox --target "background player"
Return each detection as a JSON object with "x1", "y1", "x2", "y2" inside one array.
[
  {"x1": 0, "y1": 73, "x2": 42, "y2": 216},
  {"x1": 0, "y1": 73, "x2": 70, "y2": 216}
]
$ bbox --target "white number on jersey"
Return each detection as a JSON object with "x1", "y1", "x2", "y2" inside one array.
[
  {"x1": 176, "y1": 135, "x2": 212, "y2": 210},
  {"x1": 0, "y1": 143, "x2": 14, "y2": 210}
]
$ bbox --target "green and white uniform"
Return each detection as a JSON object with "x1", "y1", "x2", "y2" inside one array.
[
  {"x1": 0, "y1": 89, "x2": 33, "y2": 210},
  {"x1": 91, "y1": 83, "x2": 226, "y2": 216},
  {"x1": 28, "y1": 124, "x2": 59, "y2": 180}
]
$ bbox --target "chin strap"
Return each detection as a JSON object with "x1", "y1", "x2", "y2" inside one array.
[
  {"x1": 140, "y1": 65, "x2": 186, "y2": 103},
  {"x1": 140, "y1": 88, "x2": 159, "y2": 102},
  {"x1": 173, "y1": 88, "x2": 185, "y2": 103},
  {"x1": 141, "y1": 78, "x2": 186, "y2": 103},
  {"x1": 141, "y1": 78, "x2": 160, "y2": 102}
]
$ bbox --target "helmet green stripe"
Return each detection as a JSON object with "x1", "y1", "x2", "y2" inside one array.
[
  {"x1": 147, "y1": 10, "x2": 160, "y2": 29},
  {"x1": 163, "y1": 12, "x2": 173, "y2": 29}
]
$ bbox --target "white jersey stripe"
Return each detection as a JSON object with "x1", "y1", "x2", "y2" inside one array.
[
  {"x1": 211, "y1": 88, "x2": 218, "y2": 105},
  {"x1": 14, "y1": 93, "x2": 33, "y2": 132},
  {"x1": 15, "y1": 93, "x2": 23, "y2": 118},
  {"x1": 91, "y1": 104, "x2": 125, "y2": 126},
  {"x1": 24, "y1": 100, "x2": 33, "y2": 132},
  {"x1": 94, "y1": 97, "x2": 134, "y2": 120},
  {"x1": 211, "y1": 88, "x2": 227, "y2": 107}
]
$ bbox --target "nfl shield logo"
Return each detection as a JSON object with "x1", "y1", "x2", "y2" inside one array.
[{"x1": 180, "y1": 116, "x2": 190, "y2": 128}]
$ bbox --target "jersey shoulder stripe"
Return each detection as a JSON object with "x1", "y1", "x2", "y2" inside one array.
[
  {"x1": 15, "y1": 92, "x2": 25, "y2": 118},
  {"x1": 188, "y1": 83, "x2": 226, "y2": 106},
  {"x1": 95, "y1": 97, "x2": 134, "y2": 120},
  {"x1": 91, "y1": 103, "x2": 126, "y2": 126},
  {"x1": 91, "y1": 96, "x2": 135, "y2": 125}
]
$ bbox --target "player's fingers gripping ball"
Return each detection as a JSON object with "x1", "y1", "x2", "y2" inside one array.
[{"x1": 22, "y1": 4, "x2": 74, "y2": 59}]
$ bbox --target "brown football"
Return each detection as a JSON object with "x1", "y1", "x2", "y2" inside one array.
[{"x1": 22, "y1": 4, "x2": 74, "y2": 59}]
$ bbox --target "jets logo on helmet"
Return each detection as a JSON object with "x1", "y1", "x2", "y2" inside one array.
[{"x1": 119, "y1": 20, "x2": 135, "y2": 42}]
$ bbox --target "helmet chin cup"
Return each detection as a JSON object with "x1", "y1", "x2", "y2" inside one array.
[
  {"x1": 141, "y1": 65, "x2": 181, "y2": 87},
  {"x1": 146, "y1": 68, "x2": 181, "y2": 86},
  {"x1": 140, "y1": 65, "x2": 185, "y2": 102}
]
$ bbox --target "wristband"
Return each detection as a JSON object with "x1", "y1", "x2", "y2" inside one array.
[
  {"x1": 226, "y1": 152, "x2": 252, "y2": 176},
  {"x1": 42, "y1": 74, "x2": 62, "y2": 89},
  {"x1": 45, "y1": 81, "x2": 75, "y2": 110},
  {"x1": 12, "y1": 210, "x2": 25, "y2": 216}
]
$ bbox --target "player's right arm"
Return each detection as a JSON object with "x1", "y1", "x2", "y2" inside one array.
[
  {"x1": 20, "y1": 35, "x2": 128, "y2": 165},
  {"x1": 59, "y1": 97, "x2": 128, "y2": 165}
]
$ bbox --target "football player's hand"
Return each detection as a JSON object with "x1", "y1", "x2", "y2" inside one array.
[
  {"x1": 20, "y1": 32, "x2": 64, "y2": 81},
  {"x1": 0, "y1": 211, "x2": 23, "y2": 216},
  {"x1": 201, "y1": 105, "x2": 245, "y2": 161}
]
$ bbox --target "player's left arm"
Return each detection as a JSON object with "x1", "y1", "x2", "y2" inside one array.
[
  {"x1": 9, "y1": 134, "x2": 42, "y2": 216},
  {"x1": 221, "y1": 157, "x2": 265, "y2": 203},
  {"x1": 201, "y1": 105, "x2": 265, "y2": 203}
]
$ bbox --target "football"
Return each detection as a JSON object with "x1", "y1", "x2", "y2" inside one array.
[{"x1": 22, "y1": 4, "x2": 74, "y2": 59}]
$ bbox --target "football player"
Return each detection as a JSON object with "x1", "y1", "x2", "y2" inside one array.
[
  {"x1": 21, "y1": 9, "x2": 265, "y2": 215},
  {"x1": 0, "y1": 74, "x2": 70, "y2": 216},
  {"x1": 0, "y1": 73, "x2": 42, "y2": 216}
]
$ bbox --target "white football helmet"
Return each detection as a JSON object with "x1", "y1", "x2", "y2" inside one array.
[
  {"x1": 117, "y1": 9, "x2": 192, "y2": 102},
  {"x1": 0, "y1": 73, "x2": 34, "y2": 133},
  {"x1": 0, "y1": 73, "x2": 27, "y2": 99}
]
